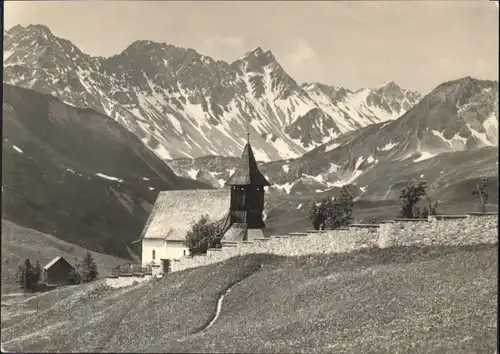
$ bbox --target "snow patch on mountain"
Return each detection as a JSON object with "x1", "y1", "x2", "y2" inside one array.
[
  {"x1": 467, "y1": 123, "x2": 495, "y2": 147},
  {"x1": 431, "y1": 130, "x2": 467, "y2": 150},
  {"x1": 154, "y1": 145, "x2": 174, "y2": 160},
  {"x1": 328, "y1": 163, "x2": 341, "y2": 173},
  {"x1": 12, "y1": 145, "x2": 23, "y2": 154},
  {"x1": 186, "y1": 169, "x2": 199, "y2": 180},
  {"x1": 275, "y1": 181, "x2": 295, "y2": 194},
  {"x1": 324, "y1": 142, "x2": 341, "y2": 153},
  {"x1": 332, "y1": 170, "x2": 363, "y2": 187},
  {"x1": 355, "y1": 157, "x2": 365, "y2": 170},
  {"x1": 482, "y1": 113, "x2": 498, "y2": 143},
  {"x1": 367, "y1": 156, "x2": 377, "y2": 164},
  {"x1": 377, "y1": 141, "x2": 398, "y2": 151},
  {"x1": 95, "y1": 173, "x2": 124, "y2": 183},
  {"x1": 413, "y1": 151, "x2": 437, "y2": 163}
]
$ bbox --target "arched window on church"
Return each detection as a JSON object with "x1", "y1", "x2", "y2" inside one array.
[{"x1": 152, "y1": 250, "x2": 156, "y2": 260}]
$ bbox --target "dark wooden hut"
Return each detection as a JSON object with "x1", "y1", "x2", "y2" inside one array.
[{"x1": 43, "y1": 256, "x2": 75, "y2": 285}]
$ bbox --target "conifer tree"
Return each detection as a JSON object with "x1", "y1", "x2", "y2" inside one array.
[
  {"x1": 472, "y1": 177, "x2": 489, "y2": 213},
  {"x1": 80, "y1": 251, "x2": 98, "y2": 281},
  {"x1": 34, "y1": 261, "x2": 42, "y2": 283},
  {"x1": 18, "y1": 259, "x2": 38, "y2": 291}
]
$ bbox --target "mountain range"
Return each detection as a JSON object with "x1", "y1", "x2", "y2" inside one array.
[
  {"x1": 4, "y1": 24, "x2": 421, "y2": 161},
  {"x1": 170, "y1": 77, "x2": 498, "y2": 201}
]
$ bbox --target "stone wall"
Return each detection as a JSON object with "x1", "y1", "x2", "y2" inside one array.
[{"x1": 170, "y1": 213, "x2": 498, "y2": 274}]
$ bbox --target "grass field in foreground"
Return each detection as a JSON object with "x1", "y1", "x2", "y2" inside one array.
[
  {"x1": 1, "y1": 219, "x2": 127, "y2": 293},
  {"x1": 1, "y1": 243, "x2": 497, "y2": 353}
]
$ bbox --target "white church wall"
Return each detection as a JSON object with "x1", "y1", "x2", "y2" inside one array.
[
  {"x1": 164, "y1": 242, "x2": 190, "y2": 260},
  {"x1": 141, "y1": 238, "x2": 189, "y2": 267}
]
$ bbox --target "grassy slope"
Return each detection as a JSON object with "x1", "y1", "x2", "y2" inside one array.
[
  {"x1": 1, "y1": 244, "x2": 496, "y2": 353},
  {"x1": 1, "y1": 220, "x2": 126, "y2": 292}
]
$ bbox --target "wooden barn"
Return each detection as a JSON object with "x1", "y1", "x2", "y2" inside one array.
[{"x1": 43, "y1": 256, "x2": 75, "y2": 285}]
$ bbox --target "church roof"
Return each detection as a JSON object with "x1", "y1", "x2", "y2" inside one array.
[
  {"x1": 225, "y1": 143, "x2": 270, "y2": 186},
  {"x1": 140, "y1": 189, "x2": 231, "y2": 241}
]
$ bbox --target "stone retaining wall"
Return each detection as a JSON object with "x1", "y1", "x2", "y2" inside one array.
[{"x1": 170, "y1": 213, "x2": 498, "y2": 274}]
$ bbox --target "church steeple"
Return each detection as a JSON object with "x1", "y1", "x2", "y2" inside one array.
[
  {"x1": 225, "y1": 140, "x2": 270, "y2": 187},
  {"x1": 224, "y1": 137, "x2": 270, "y2": 233}
]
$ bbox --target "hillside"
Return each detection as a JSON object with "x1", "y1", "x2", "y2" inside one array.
[
  {"x1": 4, "y1": 24, "x2": 421, "y2": 160},
  {"x1": 1, "y1": 245, "x2": 497, "y2": 352},
  {"x1": 1, "y1": 220, "x2": 126, "y2": 293},
  {"x1": 2, "y1": 84, "x2": 210, "y2": 259}
]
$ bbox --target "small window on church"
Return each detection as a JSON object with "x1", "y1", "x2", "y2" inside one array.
[
  {"x1": 152, "y1": 250, "x2": 156, "y2": 260},
  {"x1": 183, "y1": 250, "x2": 186, "y2": 256}
]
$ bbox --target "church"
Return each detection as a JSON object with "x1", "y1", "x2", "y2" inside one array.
[{"x1": 139, "y1": 137, "x2": 270, "y2": 268}]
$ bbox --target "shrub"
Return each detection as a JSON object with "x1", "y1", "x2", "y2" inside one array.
[
  {"x1": 80, "y1": 251, "x2": 98, "y2": 282},
  {"x1": 186, "y1": 214, "x2": 223, "y2": 256},
  {"x1": 398, "y1": 181, "x2": 428, "y2": 218},
  {"x1": 308, "y1": 185, "x2": 354, "y2": 230},
  {"x1": 472, "y1": 177, "x2": 489, "y2": 213}
]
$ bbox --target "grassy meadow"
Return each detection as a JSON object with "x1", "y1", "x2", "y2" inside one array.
[{"x1": 1, "y1": 244, "x2": 496, "y2": 353}]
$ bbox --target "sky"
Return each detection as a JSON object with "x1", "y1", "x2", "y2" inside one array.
[{"x1": 4, "y1": 1, "x2": 499, "y2": 93}]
